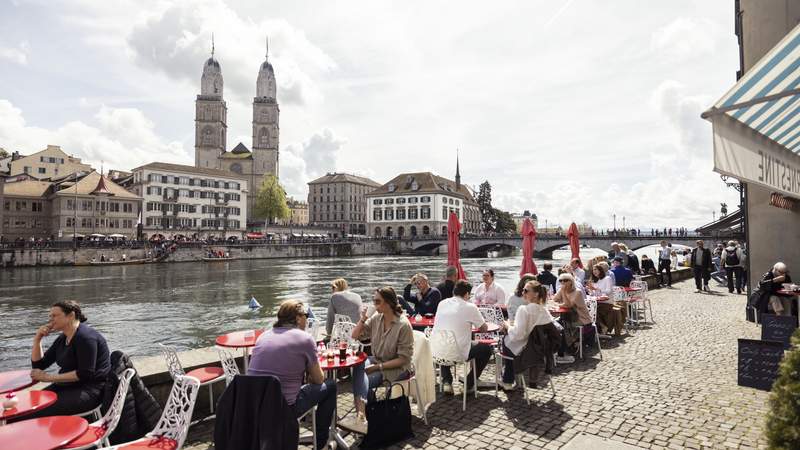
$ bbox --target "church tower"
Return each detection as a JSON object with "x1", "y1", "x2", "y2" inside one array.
[
  {"x1": 195, "y1": 37, "x2": 227, "y2": 168},
  {"x1": 252, "y1": 37, "x2": 280, "y2": 180}
]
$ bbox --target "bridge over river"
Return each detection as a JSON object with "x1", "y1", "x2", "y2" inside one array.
[{"x1": 399, "y1": 234, "x2": 726, "y2": 258}]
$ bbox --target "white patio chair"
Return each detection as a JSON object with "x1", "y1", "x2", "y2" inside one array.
[
  {"x1": 334, "y1": 314, "x2": 354, "y2": 324},
  {"x1": 216, "y1": 347, "x2": 240, "y2": 386},
  {"x1": 62, "y1": 369, "x2": 136, "y2": 449},
  {"x1": 429, "y1": 329, "x2": 477, "y2": 411},
  {"x1": 330, "y1": 321, "x2": 360, "y2": 351},
  {"x1": 476, "y1": 306, "x2": 503, "y2": 347},
  {"x1": 493, "y1": 351, "x2": 529, "y2": 404},
  {"x1": 629, "y1": 280, "x2": 653, "y2": 323},
  {"x1": 159, "y1": 343, "x2": 225, "y2": 416},
  {"x1": 579, "y1": 296, "x2": 603, "y2": 361},
  {"x1": 98, "y1": 375, "x2": 201, "y2": 450}
]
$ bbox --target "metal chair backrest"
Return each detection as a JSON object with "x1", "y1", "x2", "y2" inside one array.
[
  {"x1": 584, "y1": 296, "x2": 599, "y2": 325},
  {"x1": 477, "y1": 306, "x2": 504, "y2": 326},
  {"x1": 429, "y1": 329, "x2": 465, "y2": 364},
  {"x1": 334, "y1": 314, "x2": 353, "y2": 324},
  {"x1": 423, "y1": 326, "x2": 433, "y2": 338},
  {"x1": 159, "y1": 343, "x2": 185, "y2": 379},
  {"x1": 100, "y1": 368, "x2": 135, "y2": 431},
  {"x1": 148, "y1": 375, "x2": 201, "y2": 448},
  {"x1": 612, "y1": 286, "x2": 627, "y2": 302},
  {"x1": 630, "y1": 280, "x2": 648, "y2": 299},
  {"x1": 216, "y1": 347, "x2": 240, "y2": 385},
  {"x1": 331, "y1": 321, "x2": 357, "y2": 347}
]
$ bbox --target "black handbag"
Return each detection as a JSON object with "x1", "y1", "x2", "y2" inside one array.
[{"x1": 359, "y1": 381, "x2": 414, "y2": 449}]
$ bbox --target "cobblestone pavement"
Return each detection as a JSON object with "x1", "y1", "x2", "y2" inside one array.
[{"x1": 184, "y1": 280, "x2": 770, "y2": 449}]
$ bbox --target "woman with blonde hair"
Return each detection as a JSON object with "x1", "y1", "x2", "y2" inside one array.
[{"x1": 325, "y1": 277, "x2": 363, "y2": 336}]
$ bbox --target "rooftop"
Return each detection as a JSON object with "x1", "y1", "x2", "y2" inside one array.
[
  {"x1": 2, "y1": 179, "x2": 52, "y2": 197},
  {"x1": 307, "y1": 172, "x2": 382, "y2": 187},
  {"x1": 367, "y1": 171, "x2": 476, "y2": 203},
  {"x1": 133, "y1": 162, "x2": 247, "y2": 180},
  {"x1": 53, "y1": 171, "x2": 140, "y2": 199}
]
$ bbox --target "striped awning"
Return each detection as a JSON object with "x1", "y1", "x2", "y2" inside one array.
[
  {"x1": 703, "y1": 23, "x2": 800, "y2": 199},
  {"x1": 704, "y1": 23, "x2": 800, "y2": 153}
]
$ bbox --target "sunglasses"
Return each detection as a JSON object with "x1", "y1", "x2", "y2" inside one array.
[{"x1": 559, "y1": 279, "x2": 570, "y2": 283}]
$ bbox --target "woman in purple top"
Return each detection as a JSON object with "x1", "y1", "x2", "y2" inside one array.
[{"x1": 247, "y1": 300, "x2": 336, "y2": 449}]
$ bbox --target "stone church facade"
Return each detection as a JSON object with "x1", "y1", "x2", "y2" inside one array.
[{"x1": 194, "y1": 40, "x2": 279, "y2": 223}]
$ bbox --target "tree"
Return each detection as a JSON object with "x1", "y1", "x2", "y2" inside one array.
[
  {"x1": 477, "y1": 181, "x2": 496, "y2": 233},
  {"x1": 493, "y1": 208, "x2": 517, "y2": 234},
  {"x1": 766, "y1": 328, "x2": 800, "y2": 448},
  {"x1": 254, "y1": 174, "x2": 290, "y2": 226},
  {"x1": 0, "y1": 148, "x2": 8, "y2": 158}
]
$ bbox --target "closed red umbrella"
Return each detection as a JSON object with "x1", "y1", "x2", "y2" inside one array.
[
  {"x1": 520, "y1": 218, "x2": 538, "y2": 276},
  {"x1": 447, "y1": 213, "x2": 467, "y2": 280},
  {"x1": 567, "y1": 222, "x2": 583, "y2": 268}
]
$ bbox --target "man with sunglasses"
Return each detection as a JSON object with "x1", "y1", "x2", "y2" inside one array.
[{"x1": 400, "y1": 273, "x2": 442, "y2": 316}]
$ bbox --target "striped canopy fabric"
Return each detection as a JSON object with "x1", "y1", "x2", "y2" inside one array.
[{"x1": 706, "y1": 22, "x2": 800, "y2": 154}]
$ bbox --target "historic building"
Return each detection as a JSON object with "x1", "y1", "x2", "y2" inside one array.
[
  {"x1": 1, "y1": 178, "x2": 52, "y2": 240},
  {"x1": 366, "y1": 165, "x2": 481, "y2": 238},
  {"x1": 6, "y1": 145, "x2": 92, "y2": 179},
  {"x1": 129, "y1": 162, "x2": 247, "y2": 239},
  {"x1": 307, "y1": 173, "x2": 381, "y2": 236},
  {"x1": 285, "y1": 198, "x2": 309, "y2": 226},
  {"x1": 194, "y1": 39, "x2": 279, "y2": 223},
  {"x1": 512, "y1": 210, "x2": 538, "y2": 232}
]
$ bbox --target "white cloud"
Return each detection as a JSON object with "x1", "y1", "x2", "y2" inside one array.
[
  {"x1": 0, "y1": 99, "x2": 189, "y2": 172},
  {"x1": 651, "y1": 18, "x2": 723, "y2": 62},
  {"x1": 0, "y1": 41, "x2": 29, "y2": 65},
  {"x1": 280, "y1": 128, "x2": 346, "y2": 198}
]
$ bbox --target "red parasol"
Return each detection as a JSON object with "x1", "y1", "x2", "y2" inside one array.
[
  {"x1": 520, "y1": 217, "x2": 538, "y2": 276},
  {"x1": 447, "y1": 213, "x2": 467, "y2": 280},
  {"x1": 567, "y1": 222, "x2": 583, "y2": 268}
]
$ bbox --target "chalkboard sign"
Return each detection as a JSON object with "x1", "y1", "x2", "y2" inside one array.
[
  {"x1": 761, "y1": 314, "x2": 797, "y2": 349},
  {"x1": 738, "y1": 339, "x2": 784, "y2": 391}
]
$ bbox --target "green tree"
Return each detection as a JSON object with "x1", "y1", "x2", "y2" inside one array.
[
  {"x1": 477, "y1": 181, "x2": 496, "y2": 233},
  {"x1": 254, "y1": 174, "x2": 290, "y2": 226},
  {"x1": 493, "y1": 208, "x2": 517, "y2": 234},
  {"x1": 0, "y1": 148, "x2": 8, "y2": 158},
  {"x1": 766, "y1": 328, "x2": 800, "y2": 448}
]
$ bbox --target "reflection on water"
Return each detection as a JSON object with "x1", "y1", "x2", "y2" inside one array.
[{"x1": 0, "y1": 247, "x2": 623, "y2": 371}]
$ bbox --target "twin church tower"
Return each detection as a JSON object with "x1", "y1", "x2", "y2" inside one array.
[{"x1": 194, "y1": 38, "x2": 280, "y2": 220}]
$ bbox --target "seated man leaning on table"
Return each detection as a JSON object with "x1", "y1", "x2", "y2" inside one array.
[
  {"x1": 757, "y1": 262, "x2": 794, "y2": 317},
  {"x1": 432, "y1": 280, "x2": 493, "y2": 394},
  {"x1": 400, "y1": 273, "x2": 442, "y2": 316},
  {"x1": 610, "y1": 256, "x2": 633, "y2": 287},
  {"x1": 248, "y1": 300, "x2": 335, "y2": 450}
]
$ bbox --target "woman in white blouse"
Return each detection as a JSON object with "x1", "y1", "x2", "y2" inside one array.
[
  {"x1": 587, "y1": 265, "x2": 622, "y2": 336},
  {"x1": 497, "y1": 280, "x2": 553, "y2": 390},
  {"x1": 474, "y1": 269, "x2": 508, "y2": 305}
]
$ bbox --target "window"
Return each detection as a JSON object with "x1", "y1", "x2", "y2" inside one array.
[
  {"x1": 420, "y1": 196, "x2": 431, "y2": 203},
  {"x1": 385, "y1": 209, "x2": 394, "y2": 220},
  {"x1": 373, "y1": 199, "x2": 382, "y2": 205},
  {"x1": 388, "y1": 183, "x2": 396, "y2": 192},
  {"x1": 396, "y1": 208, "x2": 406, "y2": 220},
  {"x1": 408, "y1": 207, "x2": 418, "y2": 220},
  {"x1": 38, "y1": 167, "x2": 46, "y2": 174},
  {"x1": 24, "y1": 166, "x2": 31, "y2": 174},
  {"x1": 32, "y1": 202, "x2": 43, "y2": 212},
  {"x1": 161, "y1": 175, "x2": 168, "y2": 183},
  {"x1": 422, "y1": 225, "x2": 430, "y2": 235},
  {"x1": 373, "y1": 209, "x2": 382, "y2": 221},
  {"x1": 396, "y1": 198, "x2": 406, "y2": 204},
  {"x1": 421, "y1": 206, "x2": 431, "y2": 219},
  {"x1": 442, "y1": 207, "x2": 448, "y2": 219},
  {"x1": 455, "y1": 200, "x2": 460, "y2": 206}
]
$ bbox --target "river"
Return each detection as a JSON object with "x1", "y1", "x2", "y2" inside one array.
[{"x1": 1, "y1": 246, "x2": 670, "y2": 371}]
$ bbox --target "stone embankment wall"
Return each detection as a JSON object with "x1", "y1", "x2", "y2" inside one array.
[{"x1": 0, "y1": 240, "x2": 405, "y2": 268}]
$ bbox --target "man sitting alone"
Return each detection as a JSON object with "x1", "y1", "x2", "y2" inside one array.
[
  {"x1": 248, "y1": 300, "x2": 335, "y2": 450},
  {"x1": 401, "y1": 273, "x2": 442, "y2": 316},
  {"x1": 432, "y1": 280, "x2": 492, "y2": 394}
]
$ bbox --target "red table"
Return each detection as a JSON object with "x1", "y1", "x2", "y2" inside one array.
[
  {"x1": 0, "y1": 391, "x2": 57, "y2": 425},
  {"x1": 407, "y1": 316, "x2": 500, "y2": 333},
  {"x1": 216, "y1": 329, "x2": 266, "y2": 371},
  {"x1": 777, "y1": 289, "x2": 800, "y2": 296},
  {"x1": 318, "y1": 351, "x2": 368, "y2": 449},
  {"x1": 549, "y1": 306, "x2": 572, "y2": 315},
  {"x1": 0, "y1": 371, "x2": 35, "y2": 395},
  {"x1": 0, "y1": 416, "x2": 88, "y2": 450}
]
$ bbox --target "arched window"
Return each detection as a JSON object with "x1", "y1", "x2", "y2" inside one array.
[
  {"x1": 410, "y1": 225, "x2": 417, "y2": 236},
  {"x1": 422, "y1": 226, "x2": 430, "y2": 236},
  {"x1": 386, "y1": 226, "x2": 393, "y2": 237},
  {"x1": 441, "y1": 226, "x2": 447, "y2": 235},
  {"x1": 397, "y1": 226, "x2": 405, "y2": 237},
  {"x1": 374, "y1": 227, "x2": 382, "y2": 237}
]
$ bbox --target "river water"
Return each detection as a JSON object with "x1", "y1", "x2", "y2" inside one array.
[{"x1": 1, "y1": 246, "x2": 655, "y2": 371}]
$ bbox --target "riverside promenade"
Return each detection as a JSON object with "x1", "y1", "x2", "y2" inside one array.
[{"x1": 184, "y1": 280, "x2": 770, "y2": 450}]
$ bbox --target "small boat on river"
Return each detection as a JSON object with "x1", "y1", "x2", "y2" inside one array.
[{"x1": 87, "y1": 259, "x2": 147, "y2": 266}]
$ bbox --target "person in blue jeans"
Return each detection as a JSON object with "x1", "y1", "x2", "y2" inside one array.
[
  {"x1": 248, "y1": 300, "x2": 336, "y2": 449},
  {"x1": 348, "y1": 287, "x2": 414, "y2": 433}
]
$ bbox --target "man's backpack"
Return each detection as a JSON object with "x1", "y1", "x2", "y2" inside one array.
[{"x1": 725, "y1": 251, "x2": 740, "y2": 267}]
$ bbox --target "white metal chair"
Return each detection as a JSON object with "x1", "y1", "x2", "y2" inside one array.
[
  {"x1": 98, "y1": 375, "x2": 201, "y2": 450},
  {"x1": 493, "y1": 351, "x2": 529, "y2": 404},
  {"x1": 75, "y1": 405, "x2": 102, "y2": 421},
  {"x1": 579, "y1": 297, "x2": 603, "y2": 360},
  {"x1": 305, "y1": 317, "x2": 322, "y2": 342},
  {"x1": 62, "y1": 369, "x2": 136, "y2": 449},
  {"x1": 476, "y1": 306, "x2": 503, "y2": 347},
  {"x1": 216, "y1": 347, "x2": 240, "y2": 386},
  {"x1": 429, "y1": 329, "x2": 477, "y2": 411},
  {"x1": 334, "y1": 314, "x2": 354, "y2": 324},
  {"x1": 159, "y1": 343, "x2": 225, "y2": 415},
  {"x1": 330, "y1": 321, "x2": 360, "y2": 350},
  {"x1": 629, "y1": 280, "x2": 652, "y2": 323}
]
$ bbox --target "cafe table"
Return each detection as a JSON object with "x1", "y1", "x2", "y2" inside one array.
[
  {"x1": 215, "y1": 329, "x2": 265, "y2": 372},
  {"x1": 406, "y1": 315, "x2": 500, "y2": 333},
  {"x1": 318, "y1": 351, "x2": 368, "y2": 449},
  {"x1": 0, "y1": 391, "x2": 57, "y2": 426},
  {"x1": 0, "y1": 371, "x2": 35, "y2": 395},
  {"x1": 0, "y1": 416, "x2": 88, "y2": 450}
]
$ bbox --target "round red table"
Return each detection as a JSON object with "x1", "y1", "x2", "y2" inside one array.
[
  {"x1": 0, "y1": 415, "x2": 88, "y2": 450},
  {"x1": 318, "y1": 351, "x2": 368, "y2": 449},
  {"x1": 0, "y1": 371, "x2": 34, "y2": 395},
  {"x1": 216, "y1": 329, "x2": 266, "y2": 371},
  {"x1": 549, "y1": 306, "x2": 572, "y2": 315},
  {"x1": 777, "y1": 289, "x2": 799, "y2": 296},
  {"x1": 407, "y1": 316, "x2": 500, "y2": 333},
  {"x1": 0, "y1": 391, "x2": 57, "y2": 425}
]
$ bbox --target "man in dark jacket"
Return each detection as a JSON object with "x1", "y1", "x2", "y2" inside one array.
[
  {"x1": 436, "y1": 266, "x2": 458, "y2": 300},
  {"x1": 690, "y1": 240, "x2": 713, "y2": 293},
  {"x1": 536, "y1": 263, "x2": 557, "y2": 293},
  {"x1": 401, "y1": 273, "x2": 442, "y2": 316}
]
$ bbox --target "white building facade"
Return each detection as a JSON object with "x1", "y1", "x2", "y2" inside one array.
[{"x1": 130, "y1": 162, "x2": 247, "y2": 239}]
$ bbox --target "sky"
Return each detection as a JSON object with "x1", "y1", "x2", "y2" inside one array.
[{"x1": 0, "y1": 0, "x2": 743, "y2": 230}]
